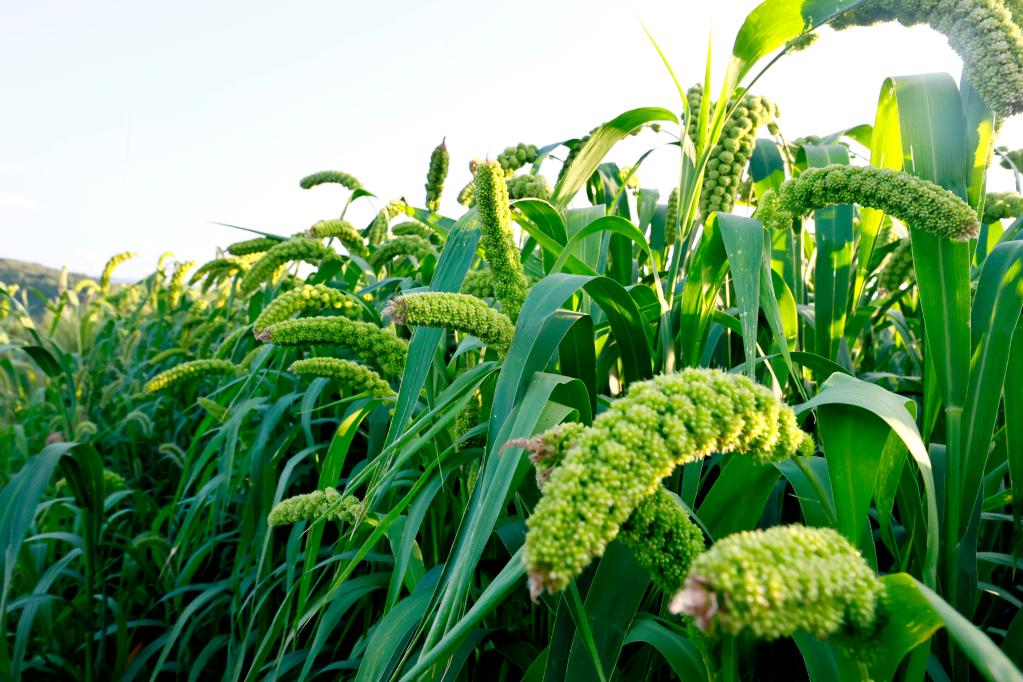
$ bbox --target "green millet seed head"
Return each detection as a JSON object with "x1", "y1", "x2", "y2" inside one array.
[
  {"x1": 474, "y1": 161, "x2": 529, "y2": 320},
  {"x1": 226, "y1": 237, "x2": 282, "y2": 257},
  {"x1": 368, "y1": 235, "x2": 436, "y2": 268},
  {"x1": 497, "y1": 143, "x2": 539, "y2": 173},
  {"x1": 516, "y1": 421, "x2": 706, "y2": 594},
  {"x1": 305, "y1": 219, "x2": 368, "y2": 257},
  {"x1": 100, "y1": 251, "x2": 138, "y2": 292},
  {"x1": 213, "y1": 325, "x2": 249, "y2": 360},
  {"x1": 288, "y1": 358, "x2": 394, "y2": 398},
  {"x1": 670, "y1": 525, "x2": 883, "y2": 641},
  {"x1": 556, "y1": 131, "x2": 594, "y2": 185},
  {"x1": 878, "y1": 238, "x2": 916, "y2": 293},
  {"x1": 522, "y1": 368, "x2": 813, "y2": 597},
  {"x1": 385, "y1": 197, "x2": 409, "y2": 221},
  {"x1": 665, "y1": 187, "x2": 681, "y2": 247},
  {"x1": 505, "y1": 174, "x2": 551, "y2": 202},
  {"x1": 457, "y1": 180, "x2": 476, "y2": 207},
  {"x1": 253, "y1": 284, "x2": 359, "y2": 336},
  {"x1": 385, "y1": 292, "x2": 516, "y2": 354},
  {"x1": 299, "y1": 170, "x2": 362, "y2": 191},
  {"x1": 189, "y1": 258, "x2": 247, "y2": 286},
  {"x1": 982, "y1": 191, "x2": 1023, "y2": 223},
  {"x1": 367, "y1": 209, "x2": 389, "y2": 246},
  {"x1": 197, "y1": 396, "x2": 229, "y2": 422},
  {"x1": 832, "y1": 0, "x2": 1023, "y2": 117},
  {"x1": 267, "y1": 487, "x2": 365, "y2": 526},
  {"x1": 460, "y1": 269, "x2": 498, "y2": 299},
  {"x1": 239, "y1": 238, "x2": 336, "y2": 295},
  {"x1": 785, "y1": 31, "x2": 819, "y2": 51},
  {"x1": 390, "y1": 221, "x2": 435, "y2": 241},
  {"x1": 619, "y1": 488, "x2": 706, "y2": 595},
  {"x1": 425, "y1": 138, "x2": 449, "y2": 212},
  {"x1": 143, "y1": 359, "x2": 240, "y2": 394},
  {"x1": 757, "y1": 164, "x2": 980, "y2": 240},
  {"x1": 168, "y1": 260, "x2": 195, "y2": 305},
  {"x1": 263, "y1": 316, "x2": 408, "y2": 375}
]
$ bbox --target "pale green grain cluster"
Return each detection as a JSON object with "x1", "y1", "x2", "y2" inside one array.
[
  {"x1": 425, "y1": 139, "x2": 449, "y2": 212},
  {"x1": 197, "y1": 396, "x2": 229, "y2": 422},
  {"x1": 460, "y1": 269, "x2": 498, "y2": 299},
  {"x1": 56, "y1": 469, "x2": 126, "y2": 497},
  {"x1": 385, "y1": 197, "x2": 409, "y2": 220},
  {"x1": 505, "y1": 174, "x2": 551, "y2": 201},
  {"x1": 267, "y1": 487, "x2": 364, "y2": 526},
  {"x1": 523, "y1": 368, "x2": 813, "y2": 596},
  {"x1": 618, "y1": 488, "x2": 705, "y2": 594},
  {"x1": 497, "y1": 143, "x2": 539, "y2": 173},
  {"x1": 665, "y1": 187, "x2": 681, "y2": 247},
  {"x1": 456, "y1": 180, "x2": 476, "y2": 207},
  {"x1": 253, "y1": 284, "x2": 359, "y2": 337},
  {"x1": 368, "y1": 235, "x2": 435, "y2": 268},
  {"x1": 982, "y1": 191, "x2": 1023, "y2": 223},
  {"x1": 556, "y1": 131, "x2": 593, "y2": 185},
  {"x1": 523, "y1": 421, "x2": 705, "y2": 594},
  {"x1": 189, "y1": 258, "x2": 247, "y2": 286},
  {"x1": 288, "y1": 357, "x2": 394, "y2": 397},
  {"x1": 878, "y1": 238, "x2": 916, "y2": 292},
  {"x1": 227, "y1": 237, "x2": 281, "y2": 257},
  {"x1": 391, "y1": 221, "x2": 435, "y2": 241},
  {"x1": 832, "y1": 0, "x2": 1023, "y2": 116},
  {"x1": 687, "y1": 86, "x2": 779, "y2": 216},
  {"x1": 756, "y1": 164, "x2": 980, "y2": 241},
  {"x1": 239, "y1": 239, "x2": 336, "y2": 294},
  {"x1": 305, "y1": 219, "x2": 368, "y2": 257},
  {"x1": 299, "y1": 170, "x2": 362, "y2": 191},
  {"x1": 386, "y1": 292, "x2": 515, "y2": 353},
  {"x1": 367, "y1": 210, "x2": 389, "y2": 246},
  {"x1": 670, "y1": 525, "x2": 882, "y2": 641},
  {"x1": 100, "y1": 251, "x2": 138, "y2": 292},
  {"x1": 474, "y1": 161, "x2": 529, "y2": 320},
  {"x1": 168, "y1": 260, "x2": 194, "y2": 306},
  {"x1": 144, "y1": 359, "x2": 240, "y2": 394},
  {"x1": 263, "y1": 316, "x2": 408, "y2": 375}
]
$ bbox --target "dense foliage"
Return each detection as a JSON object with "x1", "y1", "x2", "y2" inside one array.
[{"x1": 2, "y1": 1, "x2": 1023, "y2": 680}]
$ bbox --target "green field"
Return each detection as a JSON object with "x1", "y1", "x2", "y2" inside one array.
[{"x1": 2, "y1": 1, "x2": 1023, "y2": 680}]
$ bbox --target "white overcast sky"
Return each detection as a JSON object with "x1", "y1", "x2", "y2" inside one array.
[{"x1": 3, "y1": 0, "x2": 1023, "y2": 279}]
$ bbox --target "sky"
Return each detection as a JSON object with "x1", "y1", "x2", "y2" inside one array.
[{"x1": 3, "y1": 0, "x2": 1022, "y2": 279}]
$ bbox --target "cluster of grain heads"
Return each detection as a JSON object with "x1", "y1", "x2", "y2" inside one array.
[
  {"x1": 99, "y1": 251, "x2": 138, "y2": 292},
  {"x1": 197, "y1": 396, "x2": 229, "y2": 422},
  {"x1": 497, "y1": 143, "x2": 539, "y2": 173},
  {"x1": 267, "y1": 487, "x2": 365, "y2": 526},
  {"x1": 522, "y1": 421, "x2": 706, "y2": 594},
  {"x1": 522, "y1": 368, "x2": 814, "y2": 597},
  {"x1": 189, "y1": 258, "x2": 248, "y2": 288},
  {"x1": 252, "y1": 284, "x2": 360, "y2": 336},
  {"x1": 556, "y1": 131, "x2": 594, "y2": 185},
  {"x1": 385, "y1": 292, "x2": 515, "y2": 354},
  {"x1": 665, "y1": 187, "x2": 680, "y2": 247},
  {"x1": 505, "y1": 173, "x2": 551, "y2": 201},
  {"x1": 168, "y1": 260, "x2": 194, "y2": 306},
  {"x1": 260, "y1": 316, "x2": 408, "y2": 375},
  {"x1": 618, "y1": 488, "x2": 706, "y2": 594},
  {"x1": 425, "y1": 138, "x2": 449, "y2": 212},
  {"x1": 878, "y1": 238, "x2": 916, "y2": 293},
  {"x1": 305, "y1": 219, "x2": 368, "y2": 257},
  {"x1": 390, "y1": 221, "x2": 436, "y2": 242},
  {"x1": 288, "y1": 358, "x2": 394, "y2": 398},
  {"x1": 143, "y1": 359, "x2": 240, "y2": 394},
  {"x1": 299, "y1": 170, "x2": 362, "y2": 191},
  {"x1": 368, "y1": 235, "x2": 435, "y2": 268},
  {"x1": 670, "y1": 526, "x2": 883, "y2": 643},
  {"x1": 832, "y1": 0, "x2": 1023, "y2": 117},
  {"x1": 239, "y1": 238, "x2": 337, "y2": 294},
  {"x1": 474, "y1": 161, "x2": 529, "y2": 320},
  {"x1": 460, "y1": 269, "x2": 498, "y2": 299},
  {"x1": 367, "y1": 209, "x2": 389, "y2": 245},
  {"x1": 685, "y1": 85, "x2": 780, "y2": 216},
  {"x1": 756, "y1": 164, "x2": 980, "y2": 240},
  {"x1": 982, "y1": 191, "x2": 1023, "y2": 223},
  {"x1": 227, "y1": 236, "x2": 282, "y2": 257},
  {"x1": 385, "y1": 197, "x2": 409, "y2": 220}
]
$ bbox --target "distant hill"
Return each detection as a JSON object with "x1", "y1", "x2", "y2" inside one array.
[{"x1": 0, "y1": 258, "x2": 91, "y2": 313}]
